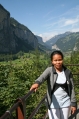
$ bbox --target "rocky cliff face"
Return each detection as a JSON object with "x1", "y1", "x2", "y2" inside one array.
[
  {"x1": 52, "y1": 32, "x2": 79, "y2": 52},
  {"x1": 36, "y1": 35, "x2": 43, "y2": 44},
  {"x1": 0, "y1": 4, "x2": 38, "y2": 53}
]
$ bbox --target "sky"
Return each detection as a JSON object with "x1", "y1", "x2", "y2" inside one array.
[{"x1": 0, "y1": 0, "x2": 79, "y2": 42}]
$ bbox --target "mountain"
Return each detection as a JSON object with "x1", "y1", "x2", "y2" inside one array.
[
  {"x1": 0, "y1": 4, "x2": 38, "y2": 54},
  {"x1": 75, "y1": 38, "x2": 79, "y2": 51},
  {"x1": 52, "y1": 32, "x2": 79, "y2": 52},
  {"x1": 45, "y1": 32, "x2": 71, "y2": 48},
  {"x1": 36, "y1": 35, "x2": 43, "y2": 44},
  {"x1": 35, "y1": 35, "x2": 52, "y2": 51},
  {"x1": 0, "y1": 4, "x2": 79, "y2": 54}
]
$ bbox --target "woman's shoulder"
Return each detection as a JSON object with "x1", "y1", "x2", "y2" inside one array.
[
  {"x1": 46, "y1": 66, "x2": 52, "y2": 69},
  {"x1": 63, "y1": 65, "x2": 72, "y2": 74},
  {"x1": 45, "y1": 66, "x2": 52, "y2": 72}
]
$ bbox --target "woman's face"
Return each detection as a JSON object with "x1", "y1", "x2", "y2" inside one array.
[{"x1": 52, "y1": 54, "x2": 63, "y2": 71}]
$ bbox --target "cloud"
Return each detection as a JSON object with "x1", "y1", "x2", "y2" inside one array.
[
  {"x1": 34, "y1": 31, "x2": 57, "y2": 42},
  {"x1": 71, "y1": 28, "x2": 79, "y2": 32},
  {"x1": 43, "y1": 10, "x2": 54, "y2": 18},
  {"x1": 43, "y1": 15, "x2": 79, "y2": 31},
  {"x1": 62, "y1": 18, "x2": 79, "y2": 27},
  {"x1": 34, "y1": 5, "x2": 79, "y2": 42},
  {"x1": 65, "y1": 20, "x2": 77, "y2": 25},
  {"x1": 46, "y1": 5, "x2": 79, "y2": 22},
  {"x1": 39, "y1": 27, "x2": 79, "y2": 42},
  {"x1": 66, "y1": 27, "x2": 79, "y2": 34},
  {"x1": 38, "y1": 32, "x2": 58, "y2": 42},
  {"x1": 72, "y1": 5, "x2": 79, "y2": 11},
  {"x1": 38, "y1": 17, "x2": 79, "y2": 42},
  {"x1": 43, "y1": 4, "x2": 65, "y2": 19},
  {"x1": 58, "y1": 15, "x2": 79, "y2": 29},
  {"x1": 61, "y1": 4, "x2": 65, "y2": 7}
]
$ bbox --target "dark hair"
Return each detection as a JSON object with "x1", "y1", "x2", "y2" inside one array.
[{"x1": 50, "y1": 50, "x2": 64, "y2": 61}]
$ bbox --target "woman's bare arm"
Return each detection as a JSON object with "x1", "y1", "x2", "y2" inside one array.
[{"x1": 30, "y1": 83, "x2": 39, "y2": 92}]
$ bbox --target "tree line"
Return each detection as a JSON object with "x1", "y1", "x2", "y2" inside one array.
[{"x1": 0, "y1": 50, "x2": 79, "y2": 118}]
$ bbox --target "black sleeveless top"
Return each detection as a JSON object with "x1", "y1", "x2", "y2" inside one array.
[{"x1": 52, "y1": 81, "x2": 68, "y2": 95}]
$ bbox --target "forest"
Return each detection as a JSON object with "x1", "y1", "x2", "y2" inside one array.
[{"x1": 0, "y1": 50, "x2": 79, "y2": 118}]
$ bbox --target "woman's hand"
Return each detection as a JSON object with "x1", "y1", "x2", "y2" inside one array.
[
  {"x1": 30, "y1": 83, "x2": 39, "y2": 92},
  {"x1": 71, "y1": 106, "x2": 76, "y2": 114}
]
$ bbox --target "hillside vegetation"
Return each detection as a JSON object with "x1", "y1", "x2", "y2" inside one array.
[
  {"x1": 0, "y1": 51, "x2": 79, "y2": 118},
  {"x1": 55, "y1": 32, "x2": 79, "y2": 52}
]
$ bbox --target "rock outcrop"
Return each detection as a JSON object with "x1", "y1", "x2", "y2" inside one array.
[
  {"x1": 36, "y1": 35, "x2": 43, "y2": 44},
  {"x1": 0, "y1": 4, "x2": 38, "y2": 53}
]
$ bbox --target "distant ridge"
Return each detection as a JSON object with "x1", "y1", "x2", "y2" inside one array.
[
  {"x1": 52, "y1": 32, "x2": 79, "y2": 52},
  {"x1": 45, "y1": 32, "x2": 72, "y2": 48}
]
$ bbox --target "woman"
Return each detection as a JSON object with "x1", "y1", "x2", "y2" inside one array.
[{"x1": 30, "y1": 50, "x2": 76, "y2": 119}]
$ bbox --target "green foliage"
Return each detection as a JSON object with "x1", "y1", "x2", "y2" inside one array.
[
  {"x1": 0, "y1": 50, "x2": 79, "y2": 118},
  {"x1": 0, "y1": 51, "x2": 49, "y2": 117},
  {"x1": 64, "y1": 51, "x2": 79, "y2": 102},
  {"x1": 0, "y1": 51, "x2": 24, "y2": 62}
]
